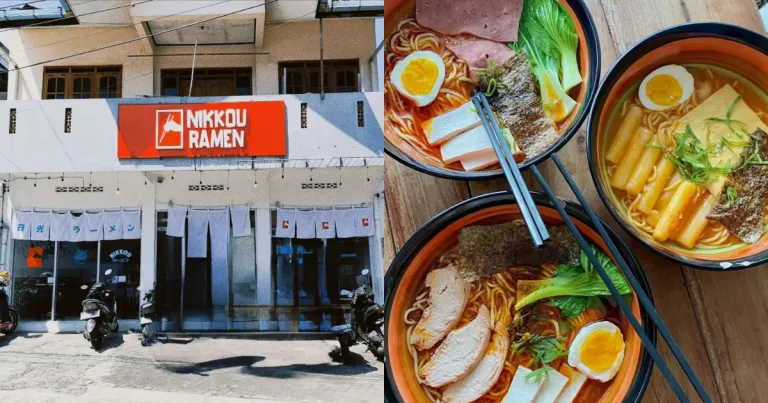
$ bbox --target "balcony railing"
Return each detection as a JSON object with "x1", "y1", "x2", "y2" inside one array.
[{"x1": 0, "y1": 92, "x2": 383, "y2": 174}]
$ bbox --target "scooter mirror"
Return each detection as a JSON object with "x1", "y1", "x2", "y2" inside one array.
[
  {"x1": 104, "y1": 269, "x2": 113, "y2": 275},
  {"x1": 361, "y1": 269, "x2": 370, "y2": 276},
  {"x1": 81, "y1": 284, "x2": 89, "y2": 290}
]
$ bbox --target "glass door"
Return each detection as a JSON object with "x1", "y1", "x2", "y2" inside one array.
[{"x1": 156, "y1": 214, "x2": 183, "y2": 331}]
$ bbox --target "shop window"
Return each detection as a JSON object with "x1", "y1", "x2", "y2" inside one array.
[
  {"x1": 42, "y1": 67, "x2": 122, "y2": 99},
  {"x1": 11, "y1": 241, "x2": 56, "y2": 320},
  {"x1": 100, "y1": 240, "x2": 141, "y2": 319},
  {"x1": 278, "y1": 60, "x2": 360, "y2": 94},
  {"x1": 274, "y1": 238, "x2": 294, "y2": 306},
  {"x1": 56, "y1": 242, "x2": 98, "y2": 319},
  {"x1": 161, "y1": 68, "x2": 252, "y2": 97}
]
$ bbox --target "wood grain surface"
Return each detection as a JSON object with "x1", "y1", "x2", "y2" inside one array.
[{"x1": 383, "y1": 1, "x2": 767, "y2": 402}]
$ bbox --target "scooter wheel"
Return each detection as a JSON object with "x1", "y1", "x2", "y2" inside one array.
[{"x1": 90, "y1": 334, "x2": 103, "y2": 350}]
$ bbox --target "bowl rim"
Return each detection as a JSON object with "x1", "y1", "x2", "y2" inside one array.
[
  {"x1": 585, "y1": 21, "x2": 768, "y2": 271},
  {"x1": 383, "y1": 0, "x2": 602, "y2": 180},
  {"x1": 383, "y1": 191, "x2": 657, "y2": 403}
]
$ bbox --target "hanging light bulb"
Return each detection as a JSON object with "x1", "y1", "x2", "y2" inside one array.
[
  {"x1": 253, "y1": 180, "x2": 258, "y2": 188},
  {"x1": 116, "y1": 188, "x2": 120, "y2": 195}
]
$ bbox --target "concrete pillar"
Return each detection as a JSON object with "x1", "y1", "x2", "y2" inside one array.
[
  {"x1": 371, "y1": 195, "x2": 385, "y2": 305},
  {"x1": 139, "y1": 184, "x2": 156, "y2": 309},
  {"x1": 255, "y1": 207, "x2": 272, "y2": 306}
]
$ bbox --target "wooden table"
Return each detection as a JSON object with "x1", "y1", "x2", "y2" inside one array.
[{"x1": 383, "y1": 1, "x2": 767, "y2": 402}]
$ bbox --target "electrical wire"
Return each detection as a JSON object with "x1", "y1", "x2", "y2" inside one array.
[
  {"x1": 5, "y1": 0, "x2": 279, "y2": 72},
  {"x1": 19, "y1": 0, "x2": 236, "y2": 53},
  {"x1": 0, "y1": 0, "x2": 153, "y2": 34}
]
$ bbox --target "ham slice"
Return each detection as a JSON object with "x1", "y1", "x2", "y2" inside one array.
[
  {"x1": 445, "y1": 35, "x2": 515, "y2": 69},
  {"x1": 416, "y1": 0, "x2": 523, "y2": 42}
]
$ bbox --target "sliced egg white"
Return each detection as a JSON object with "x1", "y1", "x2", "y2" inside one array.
[
  {"x1": 567, "y1": 321, "x2": 625, "y2": 383},
  {"x1": 638, "y1": 65, "x2": 694, "y2": 111},
  {"x1": 390, "y1": 51, "x2": 446, "y2": 107}
]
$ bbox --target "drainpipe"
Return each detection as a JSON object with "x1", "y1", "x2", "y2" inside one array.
[
  {"x1": 368, "y1": 39, "x2": 384, "y2": 92},
  {"x1": 319, "y1": 18, "x2": 325, "y2": 100}
]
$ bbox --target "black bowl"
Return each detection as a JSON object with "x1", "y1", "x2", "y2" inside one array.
[
  {"x1": 384, "y1": 191, "x2": 656, "y2": 402},
  {"x1": 384, "y1": 0, "x2": 602, "y2": 180},
  {"x1": 586, "y1": 22, "x2": 768, "y2": 270}
]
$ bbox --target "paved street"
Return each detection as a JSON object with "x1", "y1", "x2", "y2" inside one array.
[{"x1": 0, "y1": 332, "x2": 383, "y2": 402}]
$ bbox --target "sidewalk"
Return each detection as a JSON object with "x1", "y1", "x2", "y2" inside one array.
[{"x1": 0, "y1": 332, "x2": 383, "y2": 402}]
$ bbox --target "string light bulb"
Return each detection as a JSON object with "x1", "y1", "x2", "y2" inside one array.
[{"x1": 253, "y1": 180, "x2": 258, "y2": 188}]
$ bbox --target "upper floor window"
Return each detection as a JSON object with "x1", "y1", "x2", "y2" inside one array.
[
  {"x1": 0, "y1": 43, "x2": 8, "y2": 101},
  {"x1": 278, "y1": 60, "x2": 360, "y2": 95},
  {"x1": 161, "y1": 68, "x2": 252, "y2": 97},
  {"x1": 43, "y1": 67, "x2": 122, "y2": 100}
]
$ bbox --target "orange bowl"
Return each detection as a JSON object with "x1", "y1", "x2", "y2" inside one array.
[
  {"x1": 586, "y1": 23, "x2": 768, "y2": 270},
  {"x1": 384, "y1": 192, "x2": 655, "y2": 402},
  {"x1": 384, "y1": 0, "x2": 602, "y2": 180}
]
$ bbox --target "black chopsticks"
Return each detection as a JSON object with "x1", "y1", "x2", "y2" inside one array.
[
  {"x1": 474, "y1": 93, "x2": 712, "y2": 403},
  {"x1": 472, "y1": 92, "x2": 550, "y2": 247}
]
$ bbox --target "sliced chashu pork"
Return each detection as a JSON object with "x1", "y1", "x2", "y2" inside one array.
[
  {"x1": 410, "y1": 265, "x2": 470, "y2": 350},
  {"x1": 444, "y1": 34, "x2": 515, "y2": 69},
  {"x1": 416, "y1": 0, "x2": 523, "y2": 42},
  {"x1": 420, "y1": 305, "x2": 492, "y2": 388},
  {"x1": 442, "y1": 320, "x2": 510, "y2": 403}
]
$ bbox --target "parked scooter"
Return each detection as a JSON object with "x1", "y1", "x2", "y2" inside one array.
[
  {"x1": 0, "y1": 271, "x2": 19, "y2": 336},
  {"x1": 349, "y1": 270, "x2": 384, "y2": 361},
  {"x1": 139, "y1": 285, "x2": 157, "y2": 346},
  {"x1": 80, "y1": 280, "x2": 119, "y2": 350}
]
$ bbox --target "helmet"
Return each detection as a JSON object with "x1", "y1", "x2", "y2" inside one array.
[{"x1": 0, "y1": 271, "x2": 10, "y2": 287}]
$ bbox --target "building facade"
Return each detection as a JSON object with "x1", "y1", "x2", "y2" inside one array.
[{"x1": 0, "y1": 0, "x2": 384, "y2": 333}]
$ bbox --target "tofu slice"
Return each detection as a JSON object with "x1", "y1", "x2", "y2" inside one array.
[
  {"x1": 460, "y1": 150, "x2": 499, "y2": 171},
  {"x1": 502, "y1": 367, "x2": 544, "y2": 403},
  {"x1": 554, "y1": 364, "x2": 588, "y2": 403},
  {"x1": 422, "y1": 101, "x2": 482, "y2": 145},
  {"x1": 533, "y1": 368, "x2": 569, "y2": 403},
  {"x1": 441, "y1": 125, "x2": 494, "y2": 164}
]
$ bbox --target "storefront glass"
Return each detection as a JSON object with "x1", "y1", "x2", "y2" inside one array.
[
  {"x1": 56, "y1": 241, "x2": 98, "y2": 319},
  {"x1": 101, "y1": 240, "x2": 141, "y2": 318},
  {"x1": 11, "y1": 240, "x2": 56, "y2": 320}
]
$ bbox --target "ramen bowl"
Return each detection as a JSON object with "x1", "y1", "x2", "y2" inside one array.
[
  {"x1": 384, "y1": 192, "x2": 655, "y2": 403},
  {"x1": 384, "y1": 0, "x2": 601, "y2": 180},
  {"x1": 587, "y1": 23, "x2": 768, "y2": 270}
]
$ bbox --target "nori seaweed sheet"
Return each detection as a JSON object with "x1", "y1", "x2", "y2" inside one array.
[
  {"x1": 708, "y1": 128, "x2": 768, "y2": 244},
  {"x1": 457, "y1": 221, "x2": 581, "y2": 282}
]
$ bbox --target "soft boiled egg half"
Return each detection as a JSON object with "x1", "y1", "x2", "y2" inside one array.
[
  {"x1": 390, "y1": 51, "x2": 446, "y2": 107},
  {"x1": 638, "y1": 64, "x2": 694, "y2": 111},
  {"x1": 567, "y1": 321, "x2": 625, "y2": 383}
]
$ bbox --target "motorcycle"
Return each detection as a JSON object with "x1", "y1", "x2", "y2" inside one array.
[
  {"x1": 349, "y1": 270, "x2": 384, "y2": 361},
  {"x1": 80, "y1": 281, "x2": 119, "y2": 350},
  {"x1": 138, "y1": 285, "x2": 157, "y2": 346},
  {"x1": 0, "y1": 282, "x2": 19, "y2": 336}
]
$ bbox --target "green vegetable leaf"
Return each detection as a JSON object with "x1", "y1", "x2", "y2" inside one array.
[
  {"x1": 511, "y1": 333, "x2": 568, "y2": 365},
  {"x1": 726, "y1": 186, "x2": 737, "y2": 206},
  {"x1": 546, "y1": 296, "x2": 601, "y2": 318},
  {"x1": 531, "y1": 0, "x2": 581, "y2": 91},
  {"x1": 526, "y1": 364, "x2": 554, "y2": 383},
  {"x1": 516, "y1": 244, "x2": 632, "y2": 311},
  {"x1": 554, "y1": 264, "x2": 583, "y2": 278}
]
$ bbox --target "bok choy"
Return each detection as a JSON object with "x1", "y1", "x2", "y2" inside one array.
[{"x1": 515, "y1": 245, "x2": 632, "y2": 311}]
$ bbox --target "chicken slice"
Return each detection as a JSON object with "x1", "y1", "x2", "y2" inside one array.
[
  {"x1": 442, "y1": 320, "x2": 510, "y2": 403},
  {"x1": 420, "y1": 305, "x2": 492, "y2": 388},
  {"x1": 410, "y1": 265, "x2": 470, "y2": 351}
]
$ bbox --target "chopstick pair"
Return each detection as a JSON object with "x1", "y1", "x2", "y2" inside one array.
[
  {"x1": 473, "y1": 92, "x2": 712, "y2": 403},
  {"x1": 471, "y1": 93, "x2": 549, "y2": 247}
]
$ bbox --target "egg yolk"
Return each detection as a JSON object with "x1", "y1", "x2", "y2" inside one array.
[
  {"x1": 579, "y1": 330, "x2": 624, "y2": 372},
  {"x1": 645, "y1": 74, "x2": 683, "y2": 107},
  {"x1": 402, "y1": 58, "x2": 438, "y2": 96}
]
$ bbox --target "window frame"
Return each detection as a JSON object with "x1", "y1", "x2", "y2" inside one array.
[
  {"x1": 278, "y1": 59, "x2": 360, "y2": 95},
  {"x1": 160, "y1": 67, "x2": 253, "y2": 97},
  {"x1": 42, "y1": 66, "x2": 122, "y2": 99}
]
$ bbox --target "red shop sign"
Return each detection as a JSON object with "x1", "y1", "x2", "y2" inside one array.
[{"x1": 117, "y1": 101, "x2": 286, "y2": 159}]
